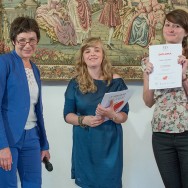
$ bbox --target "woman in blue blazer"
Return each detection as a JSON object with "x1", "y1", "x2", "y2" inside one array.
[{"x1": 0, "y1": 17, "x2": 50, "y2": 188}]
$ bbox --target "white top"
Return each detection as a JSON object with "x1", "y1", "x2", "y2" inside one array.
[{"x1": 24, "y1": 68, "x2": 39, "y2": 130}]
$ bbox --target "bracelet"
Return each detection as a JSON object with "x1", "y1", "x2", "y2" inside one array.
[
  {"x1": 110, "y1": 113, "x2": 118, "y2": 122},
  {"x1": 78, "y1": 116, "x2": 87, "y2": 128},
  {"x1": 182, "y1": 77, "x2": 187, "y2": 82}
]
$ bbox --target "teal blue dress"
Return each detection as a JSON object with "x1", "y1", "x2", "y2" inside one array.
[{"x1": 64, "y1": 78, "x2": 129, "y2": 188}]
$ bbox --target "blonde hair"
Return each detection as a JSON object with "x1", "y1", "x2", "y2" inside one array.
[{"x1": 75, "y1": 37, "x2": 113, "y2": 94}]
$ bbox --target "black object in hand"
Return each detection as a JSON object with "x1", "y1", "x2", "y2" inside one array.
[{"x1": 43, "y1": 157, "x2": 53, "y2": 172}]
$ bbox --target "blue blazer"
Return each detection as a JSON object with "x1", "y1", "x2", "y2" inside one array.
[{"x1": 0, "y1": 51, "x2": 49, "y2": 150}]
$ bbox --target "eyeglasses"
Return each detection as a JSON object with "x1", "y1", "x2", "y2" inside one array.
[{"x1": 16, "y1": 39, "x2": 38, "y2": 46}]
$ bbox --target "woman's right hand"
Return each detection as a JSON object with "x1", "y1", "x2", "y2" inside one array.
[
  {"x1": 83, "y1": 115, "x2": 104, "y2": 127},
  {"x1": 144, "y1": 59, "x2": 153, "y2": 75},
  {"x1": 142, "y1": 57, "x2": 153, "y2": 75},
  {"x1": 0, "y1": 147, "x2": 12, "y2": 171}
]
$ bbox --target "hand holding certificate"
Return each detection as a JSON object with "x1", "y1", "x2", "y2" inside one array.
[
  {"x1": 149, "y1": 44, "x2": 182, "y2": 90},
  {"x1": 100, "y1": 89, "x2": 132, "y2": 121}
]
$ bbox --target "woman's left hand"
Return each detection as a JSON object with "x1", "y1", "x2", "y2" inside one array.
[
  {"x1": 41, "y1": 150, "x2": 50, "y2": 161},
  {"x1": 96, "y1": 101, "x2": 116, "y2": 120},
  {"x1": 178, "y1": 55, "x2": 188, "y2": 76}
]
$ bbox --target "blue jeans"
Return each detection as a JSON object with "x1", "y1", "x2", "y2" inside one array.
[
  {"x1": 0, "y1": 127, "x2": 41, "y2": 188},
  {"x1": 152, "y1": 131, "x2": 188, "y2": 188}
]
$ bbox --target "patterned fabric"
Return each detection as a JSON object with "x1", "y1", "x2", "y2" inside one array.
[
  {"x1": 141, "y1": 60, "x2": 188, "y2": 133},
  {"x1": 25, "y1": 68, "x2": 39, "y2": 130},
  {"x1": 152, "y1": 88, "x2": 188, "y2": 133},
  {"x1": 25, "y1": 68, "x2": 38, "y2": 89},
  {"x1": 67, "y1": 0, "x2": 91, "y2": 44},
  {"x1": 99, "y1": 0, "x2": 121, "y2": 27}
]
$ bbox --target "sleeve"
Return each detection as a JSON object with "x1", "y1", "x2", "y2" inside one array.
[
  {"x1": 63, "y1": 79, "x2": 77, "y2": 120},
  {"x1": 122, "y1": 102, "x2": 129, "y2": 115},
  {"x1": 0, "y1": 55, "x2": 9, "y2": 149},
  {"x1": 118, "y1": 78, "x2": 129, "y2": 115}
]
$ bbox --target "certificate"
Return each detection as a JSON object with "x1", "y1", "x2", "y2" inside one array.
[
  {"x1": 100, "y1": 89, "x2": 133, "y2": 121},
  {"x1": 149, "y1": 44, "x2": 182, "y2": 89}
]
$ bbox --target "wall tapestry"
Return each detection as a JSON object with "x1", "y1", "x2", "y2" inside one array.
[{"x1": 0, "y1": 0, "x2": 187, "y2": 81}]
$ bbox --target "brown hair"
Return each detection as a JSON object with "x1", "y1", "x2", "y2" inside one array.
[
  {"x1": 75, "y1": 37, "x2": 113, "y2": 94},
  {"x1": 166, "y1": 9, "x2": 188, "y2": 58},
  {"x1": 10, "y1": 17, "x2": 40, "y2": 43}
]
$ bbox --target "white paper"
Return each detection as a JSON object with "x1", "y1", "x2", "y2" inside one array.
[
  {"x1": 149, "y1": 44, "x2": 182, "y2": 89},
  {"x1": 100, "y1": 89, "x2": 133, "y2": 121}
]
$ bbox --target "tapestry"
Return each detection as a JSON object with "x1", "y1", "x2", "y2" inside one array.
[{"x1": 0, "y1": 0, "x2": 187, "y2": 80}]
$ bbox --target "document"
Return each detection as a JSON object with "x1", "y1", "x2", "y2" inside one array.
[
  {"x1": 149, "y1": 44, "x2": 182, "y2": 89},
  {"x1": 100, "y1": 89, "x2": 133, "y2": 121}
]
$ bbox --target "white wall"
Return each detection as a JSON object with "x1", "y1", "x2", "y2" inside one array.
[{"x1": 20, "y1": 81, "x2": 165, "y2": 188}]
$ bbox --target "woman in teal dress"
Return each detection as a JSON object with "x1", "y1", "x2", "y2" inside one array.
[{"x1": 64, "y1": 37, "x2": 129, "y2": 188}]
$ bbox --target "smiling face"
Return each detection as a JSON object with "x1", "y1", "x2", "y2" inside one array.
[
  {"x1": 82, "y1": 42, "x2": 103, "y2": 69},
  {"x1": 163, "y1": 19, "x2": 187, "y2": 44},
  {"x1": 13, "y1": 32, "x2": 38, "y2": 61}
]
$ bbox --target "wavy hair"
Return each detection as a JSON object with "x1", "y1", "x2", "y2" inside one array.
[
  {"x1": 10, "y1": 16, "x2": 40, "y2": 43},
  {"x1": 75, "y1": 37, "x2": 113, "y2": 94},
  {"x1": 166, "y1": 9, "x2": 188, "y2": 58}
]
